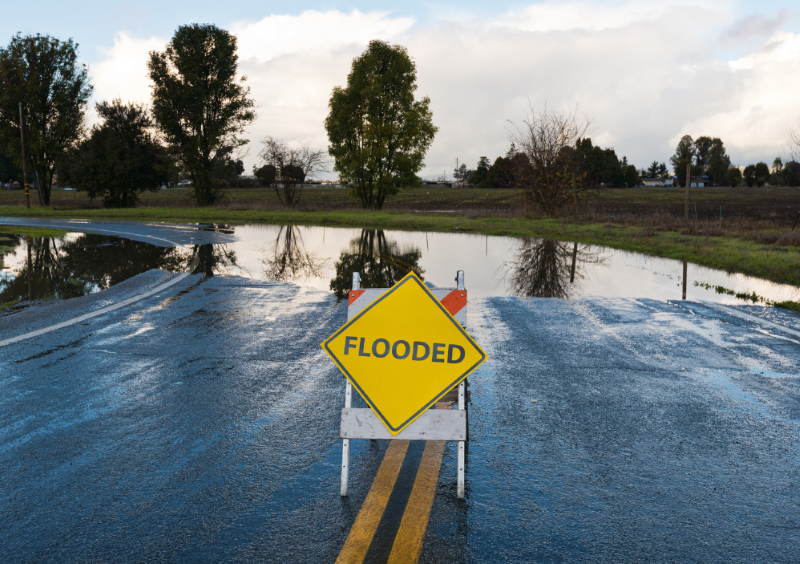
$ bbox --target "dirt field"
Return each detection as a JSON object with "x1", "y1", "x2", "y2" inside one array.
[{"x1": 2, "y1": 185, "x2": 798, "y2": 224}]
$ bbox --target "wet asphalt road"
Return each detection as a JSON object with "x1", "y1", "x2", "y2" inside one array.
[{"x1": 1, "y1": 220, "x2": 799, "y2": 563}]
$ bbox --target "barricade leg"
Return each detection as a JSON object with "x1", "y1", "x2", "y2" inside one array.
[
  {"x1": 341, "y1": 380, "x2": 353, "y2": 497},
  {"x1": 457, "y1": 380, "x2": 466, "y2": 498}
]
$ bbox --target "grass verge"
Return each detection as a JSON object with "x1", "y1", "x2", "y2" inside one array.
[{"x1": 0, "y1": 204, "x2": 798, "y2": 288}]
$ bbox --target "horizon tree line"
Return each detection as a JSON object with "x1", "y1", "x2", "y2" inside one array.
[{"x1": 1, "y1": 28, "x2": 799, "y2": 215}]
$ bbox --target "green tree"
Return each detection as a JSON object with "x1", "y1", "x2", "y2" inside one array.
[
  {"x1": 670, "y1": 135, "x2": 695, "y2": 172},
  {"x1": 0, "y1": 150, "x2": 22, "y2": 184},
  {"x1": 743, "y1": 164, "x2": 756, "y2": 187},
  {"x1": 694, "y1": 136, "x2": 713, "y2": 167},
  {"x1": 706, "y1": 138, "x2": 731, "y2": 185},
  {"x1": 487, "y1": 156, "x2": 514, "y2": 187},
  {"x1": 646, "y1": 160, "x2": 660, "y2": 177},
  {"x1": 62, "y1": 100, "x2": 171, "y2": 208},
  {"x1": 471, "y1": 156, "x2": 491, "y2": 186},
  {"x1": 253, "y1": 164, "x2": 276, "y2": 187},
  {"x1": 784, "y1": 161, "x2": 800, "y2": 187},
  {"x1": 0, "y1": 33, "x2": 92, "y2": 205},
  {"x1": 325, "y1": 40, "x2": 437, "y2": 210},
  {"x1": 148, "y1": 24, "x2": 255, "y2": 206},
  {"x1": 754, "y1": 161, "x2": 770, "y2": 187},
  {"x1": 726, "y1": 167, "x2": 742, "y2": 187},
  {"x1": 624, "y1": 164, "x2": 639, "y2": 187}
]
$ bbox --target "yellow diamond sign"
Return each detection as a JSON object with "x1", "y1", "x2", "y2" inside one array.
[{"x1": 321, "y1": 272, "x2": 487, "y2": 436}]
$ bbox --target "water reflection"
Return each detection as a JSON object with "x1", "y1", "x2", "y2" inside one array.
[
  {"x1": 0, "y1": 233, "x2": 186, "y2": 307},
  {"x1": 262, "y1": 226, "x2": 327, "y2": 282},
  {"x1": 503, "y1": 238, "x2": 605, "y2": 298},
  {"x1": 190, "y1": 243, "x2": 239, "y2": 277},
  {"x1": 329, "y1": 230, "x2": 425, "y2": 300}
]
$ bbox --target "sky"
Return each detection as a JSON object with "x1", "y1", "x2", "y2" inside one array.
[{"x1": 3, "y1": 1, "x2": 799, "y2": 179}]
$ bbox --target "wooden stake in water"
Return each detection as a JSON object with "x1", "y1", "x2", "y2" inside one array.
[
  {"x1": 685, "y1": 163, "x2": 691, "y2": 222},
  {"x1": 682, "y1": 261, "x2": 687, "y2": 300},
  {"x1": 19, "y1": 103, "x2": 29, "y2": 209},
  {"x1": 27, "y1": 236, "x2": 33, "y2": 300}
]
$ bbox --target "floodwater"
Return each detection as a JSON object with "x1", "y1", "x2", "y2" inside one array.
[{"x1": 2, "y1": 224, "x2": 799, "y2": 309}]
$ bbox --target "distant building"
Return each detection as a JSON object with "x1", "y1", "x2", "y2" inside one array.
[
  {"x1": 690, "y1": 175, "x2": 710, "y2": 187},
  {"x1": 641, "y1": 177, "x2": 672, "y2": 187}
]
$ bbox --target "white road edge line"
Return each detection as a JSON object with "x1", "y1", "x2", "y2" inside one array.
[
  {"x1": 0, "y1": 271, "x2": 191, "y2": 347},
  {"x1": 0, "y1": 223, "x2": 196, "y2": 348}
]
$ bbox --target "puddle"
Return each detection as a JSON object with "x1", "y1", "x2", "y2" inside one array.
[
  {"x1": 2, "y1": 224, "x2": 799, "y2": 311},
  {"x1": 0, "y1": 231, "x2": 188, "y2": 313}
]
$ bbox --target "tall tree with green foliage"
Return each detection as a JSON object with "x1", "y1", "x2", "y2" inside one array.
[
  {"x1": 743, "y1": 164, "x2": 756, "y2": 187},
  {"x1": 325, "y1": 40, "x2": 437, "y2": 210},
  {"x1": 471, "y1": 156, "x2": 491, "y2": 186},
  {"x1": 694, "y1": 136, "x2": 713, "y2": 167},
  {"x1": 0, "y1": 33, "x2": 92, "y2": 205},
  {"x1": 62, "y1": 99, "x2": 172, "y2": 208},
  {"x1": 670, "y1": 135, "x2": 695, "y2": 173},
  {"x1": 726, "y1": 167, "x2": 742, "y2": 187},
  {"x1": 706, "y1": 138, "x2": 731, "y2": 185},
  {"x1": 0, "y1": 150, "x2": 22, "y2": 184},
  {"x1": 623, "y1": 164, "x2": 639, "y2": 187},
  {"x1": 148, "y1": 24, "x2": 255, "y2": 206},
  {"x1": 754, "y1": 162, "x2": 770, "y2": 187}
]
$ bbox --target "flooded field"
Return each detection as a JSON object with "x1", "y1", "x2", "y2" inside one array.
[{"x1": 2, "y1": 223, "x2": 799, "y2": 310}]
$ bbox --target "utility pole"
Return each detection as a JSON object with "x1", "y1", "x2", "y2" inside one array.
[
  {"x1": 19, "y1": 103, "x2": 29, "y2": 209},
  {"x1": 685, "y1": 163, "x2": 691, "y2": 222}
]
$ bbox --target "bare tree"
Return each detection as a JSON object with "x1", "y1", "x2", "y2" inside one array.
[
  {"x1": 257, "y1": 136, "x2": 328, "y2": 207},
  {"x1": 508, "y1": 103, "x2": 592, "y2": 215}
]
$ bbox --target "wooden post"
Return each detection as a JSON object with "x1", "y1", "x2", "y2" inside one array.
[
  {"x1": 682, "y1": 261, "x2": 687, "y2": 300},
  {"x1": 485, "y1": 193, "x2": 488, "y2": 218},
  {"x1": 19, "y1": 103, "x2": 29, "y2": 209},
  {"x1": 322, "y1": 192, "x2": 325, "y2": 211},
  {"x1": 426, "y1": 191, "x2": 429, "y2": 216},
  {"x1": 685, "y1": 163, "x2": 691, "y2": 222},
  {"x1": 27, "y1": 236, "x2": 33, "y2": 300},
  {"x1": 570, "y1": 241, "x2": 578, "y2": 283},
  {"x1": 573, "y1": 174, "x2": 578, "y2": 217}
]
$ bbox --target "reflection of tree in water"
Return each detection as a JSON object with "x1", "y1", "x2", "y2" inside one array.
[
  {"x1": 189, "y1": 244, "x2": 239, "y2": 277},
  {"x1": 0, "y1": 233, "x2": 186, "y2": 304},
  {"x1": 330, "y1": 230, "x2": 425, "y2": 300},
  {"x1": 503, "y1": 238, "x2": 604, "y2": 298},
  {"x1": 262, "y1": 226, "x2": 327, "y2": 282}
]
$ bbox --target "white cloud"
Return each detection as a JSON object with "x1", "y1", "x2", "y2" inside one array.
[
  {"x1": 678, "y1": 30, "x2": 800, "y2": 164},
  {"x1": 232, "y1": 10, "x2": 415, "y2": 63},
  {"x1": 87, "y1": 4, "x2": 798, "y2": 179},
  {"x1": 91, "y1": 32, "x2": 164, "y2": 107}
]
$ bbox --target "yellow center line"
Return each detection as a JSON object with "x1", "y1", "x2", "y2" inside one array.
[
  {"x1": 335, "y1": 440, "x2": 410, "y2": 564},
  {"x1": 386, "y1": 439, "x2": 446, "y2": 564}
]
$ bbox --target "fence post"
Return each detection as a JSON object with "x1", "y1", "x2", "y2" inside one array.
[{"x1": 685, "y1": 163, "x2": 691, "y2": 222}]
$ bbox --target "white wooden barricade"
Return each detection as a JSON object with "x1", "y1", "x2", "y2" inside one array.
[{"x1": 339, "y1": 270, "x2": 469, "y2": 499}]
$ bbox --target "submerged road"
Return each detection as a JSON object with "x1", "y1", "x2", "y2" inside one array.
[{"x1": 0, "y1": 219, "x2": 799, "y2": 562}]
